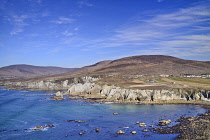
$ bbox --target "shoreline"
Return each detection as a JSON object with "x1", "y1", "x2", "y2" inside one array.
[
  {"x1": 31, "y1": 90, "x2": 210, "y2": 140},
  {"x1": 1, "y1": 86, "x2": 210, "y2": 139},
  {"x1": 155, "y1": 103, "x2": 210, "y2": 140}
]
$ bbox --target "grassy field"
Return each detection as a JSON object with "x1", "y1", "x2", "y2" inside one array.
[
  {"x1": 170, "y1": 77, "x2": 210, "y2": 84},
  {"x1": 95, "y1": 76, "x2": 170, "y2": 89},
  {"x1": 155, "y1": 78, "x2": 166, "y2": 83},
  {"x1": 161, "y1": 77, "x2": 210, "y2": 89}
]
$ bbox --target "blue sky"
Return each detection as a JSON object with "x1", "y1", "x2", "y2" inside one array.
[{"x1": 0, "y1": 0, "x2": 210, "y2": 68}]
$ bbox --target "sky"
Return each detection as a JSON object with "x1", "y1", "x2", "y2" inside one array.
[{"x1": 0, "y1": 0, "x2": 210, "y2": 68}]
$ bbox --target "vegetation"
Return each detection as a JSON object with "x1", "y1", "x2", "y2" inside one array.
[
  {"x1": 170, "y1": 77, "x2": 210, "y2": 85},
  {"x1": 155, "y1": 78, "x2": 166, "y2": 83}
]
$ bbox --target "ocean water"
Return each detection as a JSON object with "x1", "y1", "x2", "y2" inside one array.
[{"x1": 0, "y1": 87, "x2": 207, "y2": 140}]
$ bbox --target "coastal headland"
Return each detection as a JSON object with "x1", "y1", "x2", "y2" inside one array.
[{"x1": 1, "y1": 55, "x2": 210, "y2": 139}]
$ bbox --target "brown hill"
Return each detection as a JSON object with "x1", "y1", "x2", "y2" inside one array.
[
  {"x1": 47, "y1": 55, "x2": 210, "y2": 81},
  {"x1": 0, "y1": 64, "x2": 77, "y2": 78},
  {"x1": 65, "y1": 60, "x2": 112, "y2": 75},
  {"x1": 2, "y1": 55, "x2": 209, "y2": 81},
  {"x1": 93, "y1": 55, "x2": 210, "y2": 75}
]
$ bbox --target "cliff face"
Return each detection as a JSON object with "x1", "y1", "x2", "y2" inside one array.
[
  {"x1": 1, "y1": 76, "x2": 99, "y2": 90},
  {"x1": 1, "y1": 76, "x2": 210, "y2": 103},
  {"x1": 66, "y1": 82, "x2": 210, "y2": 103}
]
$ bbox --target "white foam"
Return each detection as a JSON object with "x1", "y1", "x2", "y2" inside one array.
[
  {"x1": 41, "y1": 127, "x2": 48, "y2": 131},
  {"x1": 122, "y1": 127, "x2": 129, "y2": 128}
]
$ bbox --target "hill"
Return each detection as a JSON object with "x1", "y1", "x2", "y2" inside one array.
[
  {"x1": 1, "y1": 55, "x2": 210, "y2": 90},
  {"x1": 92, "y1": 55, "x2": 210, "y2": 75},
  {"x1": 0, "y1": 64, "x2": 77, "y2": 78},
  {"x1": 53, "y1": 55, "x2": 210, "y2": 79},
  {"x1": 1, "y1": 55, "x2": 210, "y2": 80}
]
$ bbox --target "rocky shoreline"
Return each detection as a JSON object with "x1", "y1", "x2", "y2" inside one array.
[
  {"x1": 1, "y1": 76, "x2": 210, "y2": 139},
  {"x1": 50, "y1": 94, "x2": 210, "y2": 139},
  {"x1": 155, "y1": 103, "x2": 210, "y2": 140},
  {"x1": 45, "y1": 89, "x2": 210, "y2": 139}
]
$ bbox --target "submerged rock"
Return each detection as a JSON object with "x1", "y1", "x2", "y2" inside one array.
[
  {"x1": 45, "y1": 125, "x2": 55, "y2": 128},
  {"x1": 75, "y1": 120, "x2": 87, "y2": 123}
]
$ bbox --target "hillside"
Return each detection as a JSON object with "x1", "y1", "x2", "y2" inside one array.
[
  {"x1": 1, "y1": 55, "x2": 210, "y2": 81},
  {"x1": 1, "y1": 55, "x2": 210, "y2": 91},
  {"x1": 62, "y1": 60, "x2": 112, "y2": 75},
  {"x1": 30, "y1": 55, "x2": 210, "y2": 85},
  {"x1": 93, "y1": 55, "x2": 210, "y2": 75},
  {"x1": 0, "y1": 64, "x2": 77, "y2": 78}
]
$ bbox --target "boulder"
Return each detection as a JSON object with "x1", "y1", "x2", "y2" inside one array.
[
  {"x1": 142, "y1": 129, "x2": 148, "y2": 132},
  {"x1": 45, "y1": 125, "x2": 55, "y2": 128},
  {"x1": 117, "y1": 130, "x2": 125, "y2": 134},
  {"x1": 139, "y1": 123, "x2": 146, "y2": 127},
  {"x1": 131, "y1": 131, "x2": 137, "y2": 134},
  {"x1": 95, "y1": 128, "x2": 100, "y2": 132},
  {"x1": 50, "y1": 91, "x2": 64, "y2": 100},
  {"x1": 33, "y1": 126, "x2": 43, "y2": 130},
  {"x1": 159, "y1": 120, "x2": 171, "y2": 126},
  {"x1": 56, "y1": 91, "x2": 63, "y2": 97}
]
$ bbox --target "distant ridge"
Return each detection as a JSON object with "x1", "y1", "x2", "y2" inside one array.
[
  {"x1": 0, "y1": 64, "x2": 77, "y2": 78},
  {"x1": 59, "y1": 55, "x2": 210, "y2": 77},
  {"x1": 1, "y1": 55, "x2": 210, "y2": 79}
]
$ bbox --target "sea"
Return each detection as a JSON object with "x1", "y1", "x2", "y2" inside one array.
[{"x1": 0, "y1": 87, "x2": 207, "y2": 140}]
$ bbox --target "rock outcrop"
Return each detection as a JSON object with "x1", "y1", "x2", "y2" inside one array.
[
  {"x1": 159, "y1": 120, "x2": 171, "y2": 126},
  {"x1": 117, "y1": 130, "x2": 125, "y2": 134},
  {"x1": 65, "y1": 82, "x2": 210, "y2": 103},
  {"x1": 50, "y1": 91, "x2": 64, "y2": 100},
  {"x1": 1, "y1": 75, "x2": 210, "y2": 103},
  {"x1": 1, "y1": 76, "x2": 99, "y2": 90}
]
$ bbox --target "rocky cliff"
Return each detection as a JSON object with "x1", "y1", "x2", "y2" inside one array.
[
  {"x1": 1, "y1": 76, "x2": 99, "y2": 90},
  {"x1": 65, "y1": 82, "x2": 210, "y2": 103},
  {"x1": 1, "y1": 76, "x2": 210, "y2": 103}
]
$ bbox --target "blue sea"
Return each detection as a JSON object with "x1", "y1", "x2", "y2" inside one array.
[{"x1": 0, "y1": 87, "x2": 207, "y2": 140}]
